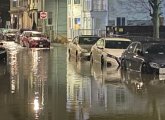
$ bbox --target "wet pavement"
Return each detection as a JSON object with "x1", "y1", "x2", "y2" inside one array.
[{"x1": 0, "y1": 41, "x2": 165, "y2": 120}]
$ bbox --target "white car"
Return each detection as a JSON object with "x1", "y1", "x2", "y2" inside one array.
[
  {"x1": 90, "y1": 37, "x2": 131, "y2": 67},
  {"x1": 68, "y1": 35, "x2": 100, "y2": 60}
]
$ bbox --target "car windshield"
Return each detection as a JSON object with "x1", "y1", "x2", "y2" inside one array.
[
  {"x1": 105, "y1": 40, "x2": 130, "y2": 49},
  {"x1": 31, "y1": 33, "x2": 42, "y2": 37},
  {"x1": 144, "y1": 43, "x2": 165, "y2": 55},
  {"x1": 79, "y1": 37, "x2": 100, "y2": 45}
]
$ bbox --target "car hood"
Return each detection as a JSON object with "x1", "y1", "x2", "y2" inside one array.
[
  {"x1": 31, "y1": 37, "x2": 49, "y2": 41},
  {"x1": 79, "y1": 45, "x2": 93, "y2": 51},
  {"x1": 6, "y1": 33, "x2": 15, "y2": 36},
  {"x1": 146, "y1": 54, "x2": 165, "y2": 64},
  {"x1": 104, "y1": 48, "x2": 125, "y2": 58}
]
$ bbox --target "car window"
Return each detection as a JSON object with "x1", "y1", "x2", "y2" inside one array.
[
  {"x1": 31, "y1": 33, "x2": 42, "y2": 37},
  {"x1": 144, "y1": 44, "x2": 165, "y2": 55},
  {"x1": 105, "y1": 40, "x2": 130, "y2": 49},
  {"x1": 134, "y1": 43, "x2": 142, "y2": 53},
  {"x1": 79, "y1": 37, "x2": 100, "y2": 45},
  {"x1": 127, "y1": 42, "x2": 136, "y2": 53},
  {"x1": 96, "y1": 39, "x2": 104, "y2": 47},
  {"x1": 72, "y1": 37, "x2": 78, "y2": 44}
]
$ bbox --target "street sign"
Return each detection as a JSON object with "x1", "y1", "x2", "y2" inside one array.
[{"x1": 40, "y1": 11, "x2": 47, "y2": 19}]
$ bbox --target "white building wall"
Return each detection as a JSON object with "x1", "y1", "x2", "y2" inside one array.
[
  {"x1": 67, "y1": 0, "x2": 108, "y2": 40},
  {"x1": 108, "y1": 0, "x2": 165, "y2": 26}
]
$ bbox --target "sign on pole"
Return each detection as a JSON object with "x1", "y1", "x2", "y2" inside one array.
[{"x1": 40, "y1": 11, "x2": 47, "y2": 19}]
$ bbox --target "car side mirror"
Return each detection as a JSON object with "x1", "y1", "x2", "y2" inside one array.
[
  {"x1": 137, "y1": 50, "x2": 143, "y2": 56},
  {"x1": 97, "y1": 45, "x2": 103, "y2": 49}
]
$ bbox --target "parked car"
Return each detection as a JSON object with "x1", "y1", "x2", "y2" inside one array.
[
  {"x1": 3, "y1": 29, "x2": 18, "y2": 41},
  {"x1": 90, "y1": 37, "x2": 131, "y2": 67},
  {"x1": 20, "y1": 31, "x2": 33, "y2": 47},
  {"x1": 15, "y1": 28, "x2": 31, "y2": 43},
  {"x1": 0, "y1": 43, "x2": 7, "y2": 62},
  {"x1": 121, "y1": 40, "x2": 165, "y2": 74},
  {"x1": 21, "y1": 31, "x2": 50, "y2": 48},
  {"x1": 68, "y1": 35, "x2": 100, "y2": 60}
]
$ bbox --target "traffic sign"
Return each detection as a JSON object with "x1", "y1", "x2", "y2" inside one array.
[{"x1": 40, "y1": 11, "x2": 47, "y2": 19}]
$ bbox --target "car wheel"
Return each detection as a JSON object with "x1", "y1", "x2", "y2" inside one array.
[
  {"x1": 101, "y1": 56, "x2": 105, "y2": 68},
  {"x1": 90, "y1": 54, "x2": 93, "y2": 65},
  {"x1": 76, "y1": 51, "x2": 79, "y2": 62},
  {"x1": 121, "y1": 59, "x2": 127, "y2": 70},
  {"x1": 141, "y1": 63, "x2": 150, "y2": 74}
]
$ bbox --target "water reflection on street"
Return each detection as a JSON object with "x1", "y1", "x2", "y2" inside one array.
[{"x1": 0, "y1": 42, "x2": 165, "y2": 120}]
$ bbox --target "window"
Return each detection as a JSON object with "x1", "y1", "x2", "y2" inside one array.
[
  {"x1": 96, "y1": 39, "x2": 104, "y2": 47},
  {"x1": 68, "y1": 0, "x2": 71, "y2": 4},
  {"x1": 83, "y1": 0, "x2": 91, "y2": 11},
  {"x1": 127, "y1": 43, "x2": 136, "y2": 53},
  {"x1": 74, "y1": 0, "x2": 80, "y2": 4},
  {"x1": 74, "y1": 18, "x2": 80, "y2": 29},
  {"x1": 12, "y1": 0, "x2": 17, "y2": 7},
  {"x1": 117, "y1": 17, "x2": 125, "y2": 26},
  {"x1": 48, "y1": 12, "x2": 52, "y2": 25}
]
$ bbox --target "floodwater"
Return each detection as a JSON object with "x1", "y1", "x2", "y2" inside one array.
[{"x1": 0, "y1": 42, "x2": 165, "y2": 120}]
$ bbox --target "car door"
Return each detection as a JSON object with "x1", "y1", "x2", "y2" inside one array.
[
  {"x1": 131, "y1": 43, "x2": 144, "y2": 71},
  {"x1": 123, "y1": 42, "x2": 137, "y2": 70},
  {"x1": 95, "y1": 39, "x2": 105, "y2": 62},
  {"x1": 92, "y1": 38, "x2": 103, "y2": 62},
  {"x1": 69, "y1": 37, "x2": 78, "y2": 57}
]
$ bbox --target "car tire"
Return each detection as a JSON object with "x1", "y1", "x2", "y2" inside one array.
[
  {"x1": 141, "y1": 63, "x2": 150, "y2": 74},
  {"x1": 121, "y1": 59, "x2": 126, "y2": 70},
  {"x1": 101, "y1": 56, "x2": 105, "y2": 68},
  {"x1": 90, "y1": 54, "x2": 93, "y2": 65},
  {"x1": 76, "y1": 51, "x2": 79, "y2": 62}
]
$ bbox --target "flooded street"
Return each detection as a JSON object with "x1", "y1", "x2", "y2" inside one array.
[{"x1": 0, "y1": 42, "x2": 165, "y2": 120}]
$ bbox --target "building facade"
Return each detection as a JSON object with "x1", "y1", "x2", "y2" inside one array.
[
  {"x1": 10, "y1": 0, "x2": 165, "y2": 40},
  {"x1": 67, "y1": 0, "x2": 108, "y2": 40}
]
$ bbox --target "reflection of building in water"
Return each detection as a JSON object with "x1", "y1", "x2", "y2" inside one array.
[
  {"x1": 8, "y1": 50, "x2": 19, "y2": 94},
  {"x1": 27, "y1": 49, "x2": 49, "y2": 120},
  {"x1": 67, "y1": 60, "x2": 92, "y2": 120},
  {"x1": 47, "y1": 47, "x2": 67, "y2": 120}
]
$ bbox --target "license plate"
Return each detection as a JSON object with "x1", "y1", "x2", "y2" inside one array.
[
  {"x1": 39, "y1": 45, "x2": 43, "y2": 47},
  {"x1": 159, "y1": 68, "x2": 165, "y2": 75},
  {"x1": 159, "y1": 75, "x2": 165, "y2": 80}
]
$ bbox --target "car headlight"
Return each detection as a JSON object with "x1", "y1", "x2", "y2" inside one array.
[
  {"x1": 81, "y1": 49, "x2": 88, "y2": 53},
  {"x1": 149, "y1": 62, "x2": 160, "y2": 69}
]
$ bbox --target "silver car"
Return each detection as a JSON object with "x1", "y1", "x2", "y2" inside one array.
[
  {"x1": 90, "y1": 37, "x2": 131, "y2": 67},
  {"x1": 68, "y1": 35, "x2": 100, "y2": 60}
]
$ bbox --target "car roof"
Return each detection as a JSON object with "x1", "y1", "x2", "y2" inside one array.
[
  {"x1": 133, "y1": 40, "x2": 165, "y2": 44},
  {"x1": 102, "y1": 37, "x2": 131, "y2": 41},
  {"x1": 23, "y1": 31, "x2": 41, "y2": 34},
  {"x1": 78, "y1": 35, "x2": 100, "y2": 37}
]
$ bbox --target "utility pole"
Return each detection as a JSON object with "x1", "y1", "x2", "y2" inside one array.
[{"x1": 42, "y1": 0, "x2": 45, "y2": 33}]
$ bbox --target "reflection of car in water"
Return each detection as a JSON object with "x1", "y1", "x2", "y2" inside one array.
[
  {"x1": 91, "y1": 62, "x2": 121, "y2": 84},
  {"x1": 121, "y1": 69, "x2": 165, "y2": 94}
]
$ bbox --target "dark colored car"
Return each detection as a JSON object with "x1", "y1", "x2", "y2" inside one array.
[
  {"x1": 121, "y1": 40, "x2": 165, "y2": 74},
  {"x1": 3, "y1": 29, "x2": 18, "y2": 41},
  {"x1": 0, "y1": 43, "x2": 7, "y2": 62}
]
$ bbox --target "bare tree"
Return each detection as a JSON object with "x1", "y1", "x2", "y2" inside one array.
[
  {"x1": 149, "y1": 0, "x2": 161, "y2": 39},
  {"x1": 113, "y1": 0, "x2": 162, "y2": 39},
  {"x1": 128, "y1": 0, "x2": 162, "y2": 38}
]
